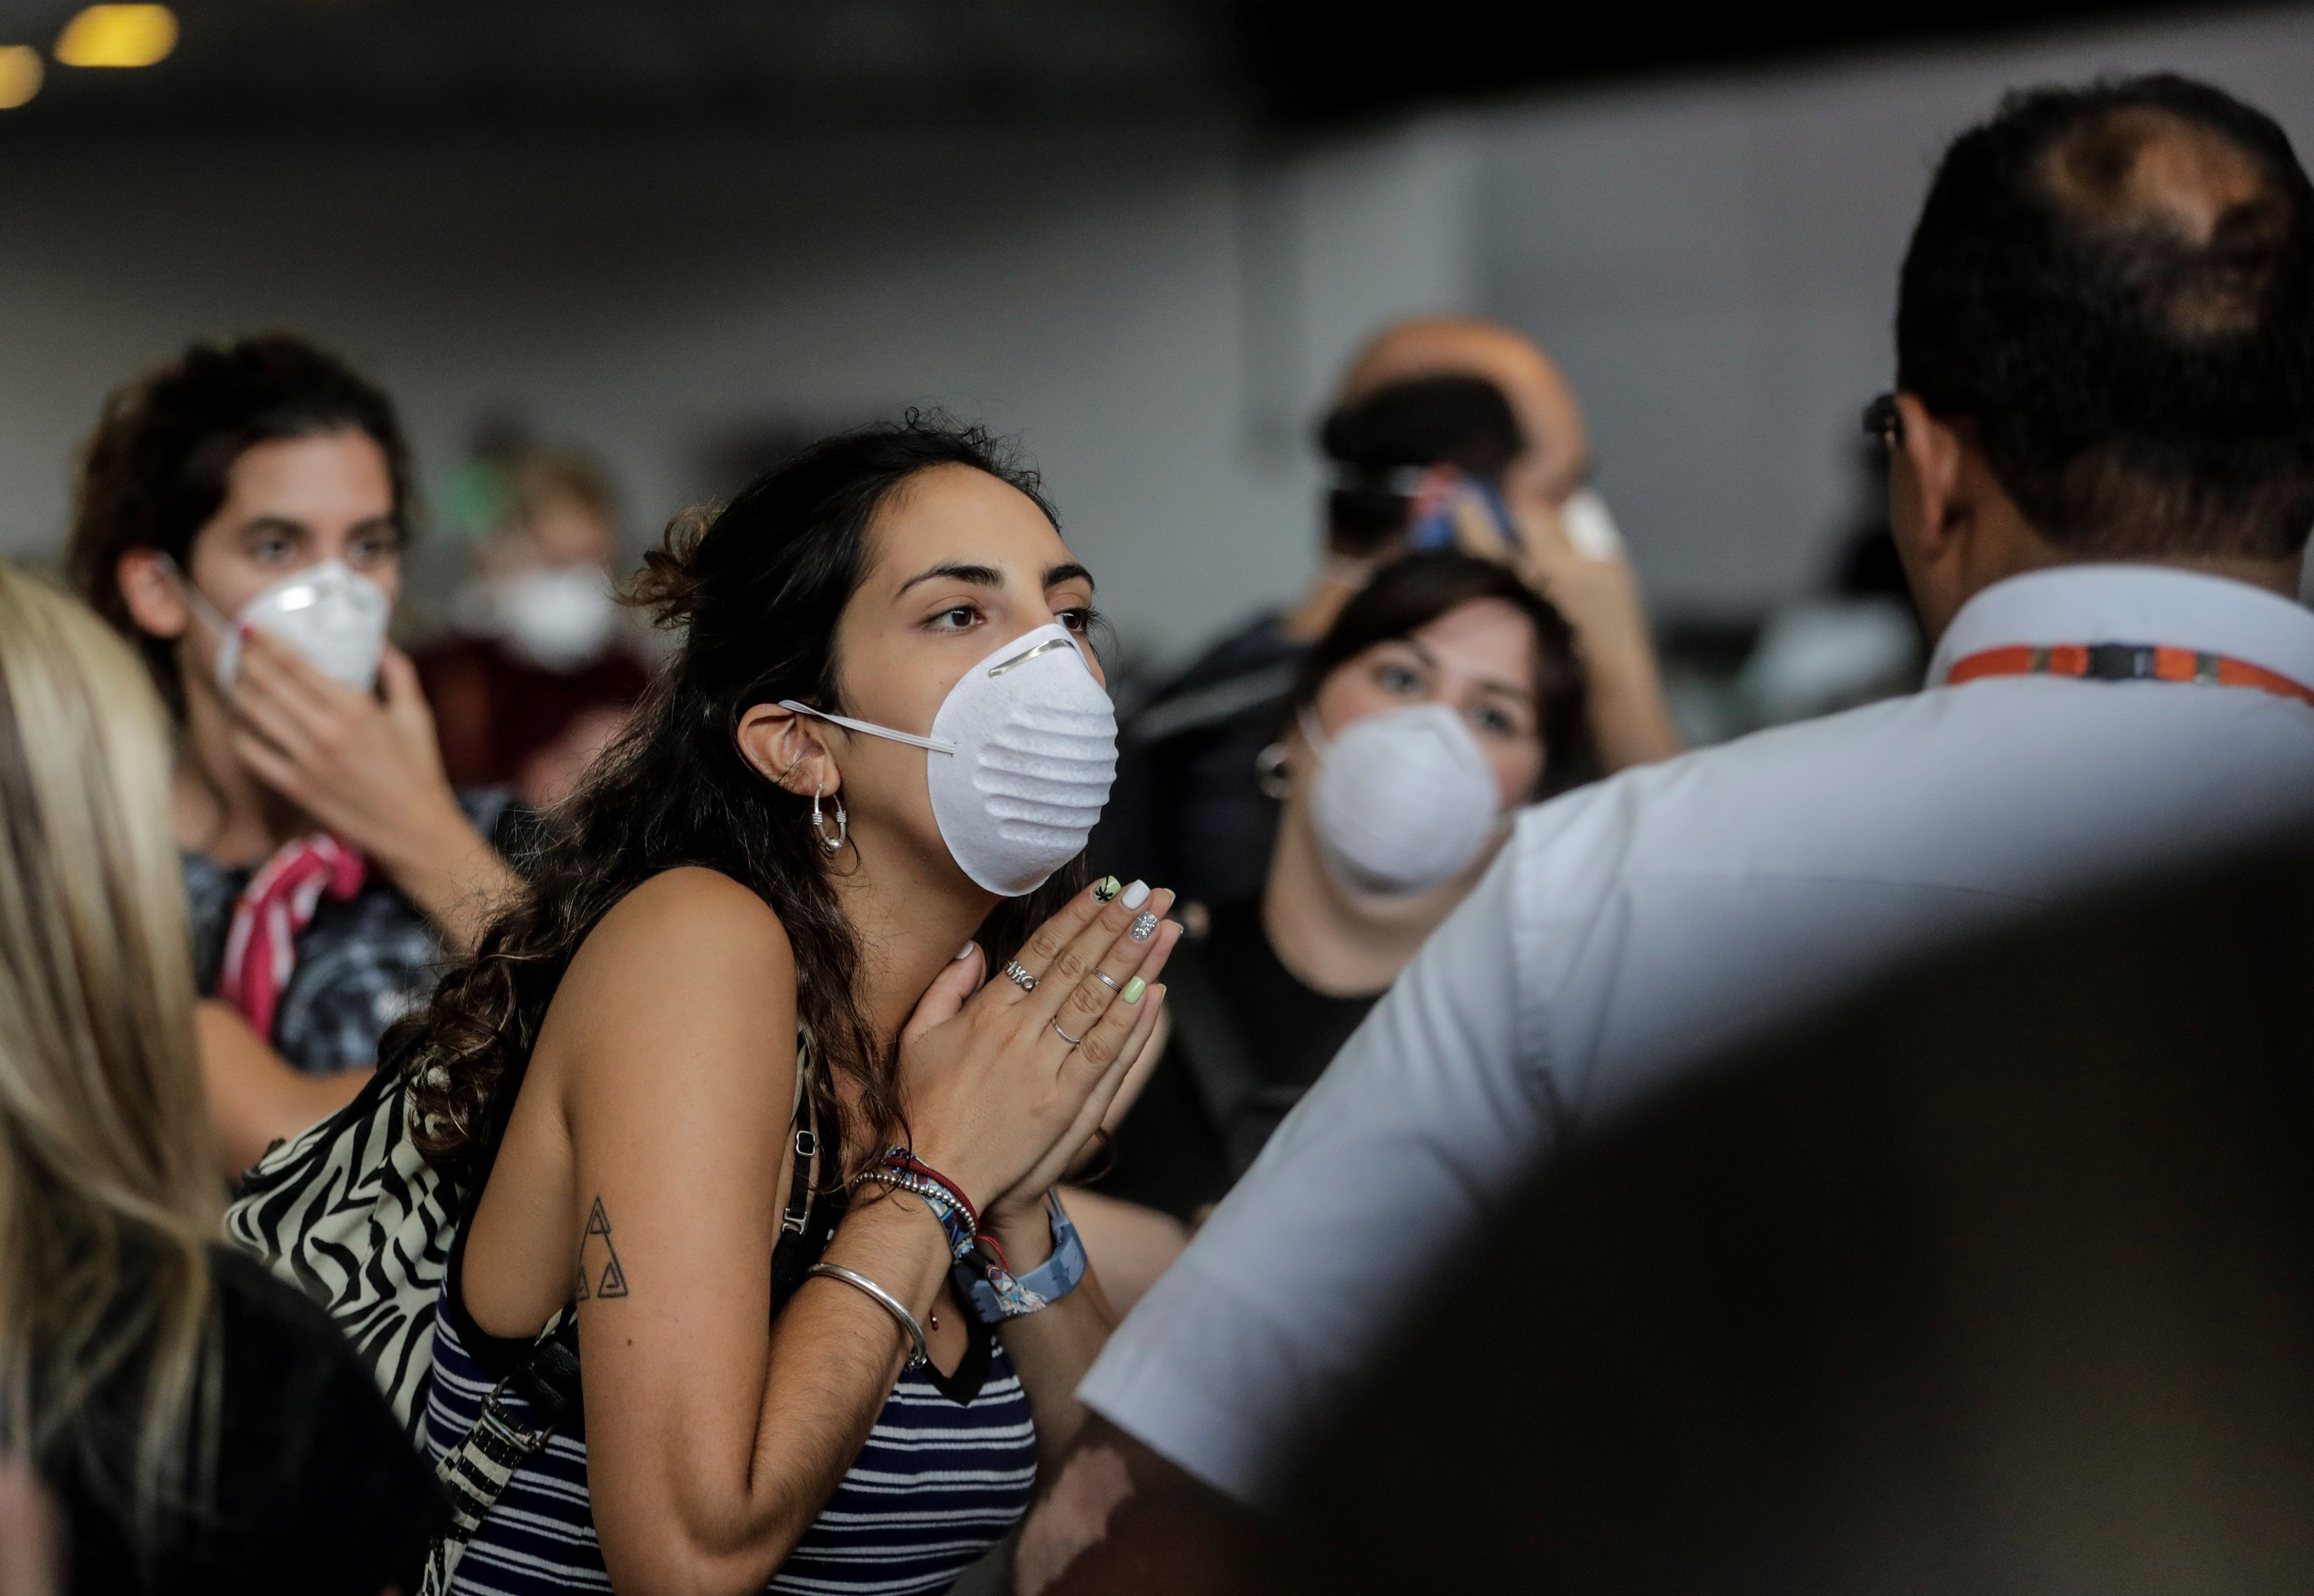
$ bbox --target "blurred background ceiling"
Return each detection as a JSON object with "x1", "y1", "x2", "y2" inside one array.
[
  {"x1": 0, "y1": 0, "x2": 2216, "y2": 140},
  {"x1": 3, "y1": 0, "x2": 2301, "y2": 688}
]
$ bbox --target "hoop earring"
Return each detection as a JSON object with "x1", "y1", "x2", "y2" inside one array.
[
  {"x1": 1254, "y1": 741, "x2": 1292, "y2": 800},
  {"x1": 811, "y1": 781, "x2": 848, "y2": 854}
]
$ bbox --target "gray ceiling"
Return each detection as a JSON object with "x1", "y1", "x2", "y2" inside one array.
[
  {"x1": 0, "y1": 0, "x2": 1245, "y2": 139},
  {"x1": 0, "y1": 0, "x2": 2205, "y2": 141}
]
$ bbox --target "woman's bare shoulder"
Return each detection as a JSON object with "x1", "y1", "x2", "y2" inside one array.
[
  {"x1": 550, "y1": 868, "x2": 798, "y2": 1068},
  {"x1": 585, "y1": 865, "x2": 792, "y2": 960},
  {"x1": 595, "y1": 865, "x2": 788, "y2": 937}
]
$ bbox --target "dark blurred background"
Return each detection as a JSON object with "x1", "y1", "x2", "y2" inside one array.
[{"x1": 1, "y1": 0, "x2": 2305, "y2": 724}]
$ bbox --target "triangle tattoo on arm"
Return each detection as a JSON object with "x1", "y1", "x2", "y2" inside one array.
[{"x1": 578, "y1": 1195, "x2": 630, "y2": 1301}]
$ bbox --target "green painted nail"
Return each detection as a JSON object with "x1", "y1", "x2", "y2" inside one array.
[
  {"x1": 1122, "y1": 976, "x2": 1146, "y2": 1004},
  {"x1": 1092, "y1": 876, "x2": 1122, "y2": 903}
]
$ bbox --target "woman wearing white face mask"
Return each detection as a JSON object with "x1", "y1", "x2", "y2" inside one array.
[
  {"x1": 1094, "y1": 551, "x2": 1589, "y2": 1225},
  {"x1": 67, "y1": 335, "x2": 524, "y2": 1177},
  {"x1": 416, "y1": 448, "x2": 652, "y2": 808},
  {"x1": 386, "y1": 419, "x2": 1175, "y2": 1594}
]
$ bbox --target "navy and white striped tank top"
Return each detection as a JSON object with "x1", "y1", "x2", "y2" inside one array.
[{"x1": 425, "y1": 1219, "x2": 1040, "y2": 1596}]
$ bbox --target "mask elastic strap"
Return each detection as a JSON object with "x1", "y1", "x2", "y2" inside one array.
[
  {"x1": 157, "y1": 552, "x2": 237, "y2": 640},
  {"x1": 1297, "y1": 705, "x2": 1330, "y2": 757},
  {"x1": 778, "y1": 700, "x2": 957, "y2": 757}
]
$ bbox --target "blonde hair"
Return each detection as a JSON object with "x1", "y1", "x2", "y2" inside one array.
[{"x1": 0, "y1": 562, "x2": 219, "y2": 1552}]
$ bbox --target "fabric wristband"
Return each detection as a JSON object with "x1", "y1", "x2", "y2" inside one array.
[
  {"x1": 967, "y1": 1193, "x2": 1086, "y2": 1324},
  {"x1": 861, "y1": 1149, "x2": 1050, "y2": 1319}
]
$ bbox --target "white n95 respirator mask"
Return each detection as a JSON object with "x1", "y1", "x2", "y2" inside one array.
[
  {"x1": 170, "y1": 556, "x2": 392, "y2": 694},
  {"x1": 487, "y1": 566, "x2": 619, "y2": 673},
  {"x1": 781, "y1": 622, "x2": 1118, "y2": 896},
  {"x1": 1307, "y1": 702, "x2": 1503, "y2": 895}
]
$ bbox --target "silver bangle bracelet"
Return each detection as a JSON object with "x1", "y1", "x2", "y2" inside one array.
[{"x1": 807, "y1": 1262, "x2": 929, "y2": 1369}]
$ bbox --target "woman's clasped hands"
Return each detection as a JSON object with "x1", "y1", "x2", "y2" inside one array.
[{"x1": 896, "y1": 879, "x2": 1179, "y2": 1238}]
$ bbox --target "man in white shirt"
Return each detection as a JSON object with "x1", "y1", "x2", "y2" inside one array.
[{"x1": 1022, "y1": 73, "x2": 2314, "y2": 1595}]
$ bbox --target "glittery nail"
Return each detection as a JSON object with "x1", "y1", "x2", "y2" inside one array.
[{"x1": 1129, "y1": 910, "x2": 1159, "y2": 941}]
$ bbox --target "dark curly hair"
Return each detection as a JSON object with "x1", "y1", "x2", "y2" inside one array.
[
  {"x1": 64, "y1": 333, "x2": 414, "y2": 714},
  {"x1": 394, "y1": 416, "x2": 1087, "y2": 1174}
]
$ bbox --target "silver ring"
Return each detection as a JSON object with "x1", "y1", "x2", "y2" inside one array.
[
  {"x1": 1003, "y1": 960, "x2": 1038, "y2": 992},
  {"x1": 1052, "y1": 1017, "x2": 1086, "y2": 1048},
  {"x1": 1092, "y1": 971, "x2": 1122, "y2": 992}
]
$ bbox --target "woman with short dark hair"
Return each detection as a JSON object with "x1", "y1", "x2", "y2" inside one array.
[
  {"x1": 1094, "y1": 550, "x2": 1590, "y2": 1225},
  {"x1": 66, "y1": 334, "x2": 523, "y2": 1174}
]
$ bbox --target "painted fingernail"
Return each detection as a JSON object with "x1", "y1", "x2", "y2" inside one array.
[
  {"x1": 955, "y1": 941, "x2": 977, "y2": 960},
  {"x1": 1129, "y1": 911, "x2": 1159, "y2": 942},
  {"x1": 1092, "y1": 876, "x2": 1122, "y2": 903},
  {"x1": 1120, "y1": 880, "x2": 1150, "y2": 910},
  {"x1": 1122, "y1": 976, "x2": 1146, "y2": 1003}
]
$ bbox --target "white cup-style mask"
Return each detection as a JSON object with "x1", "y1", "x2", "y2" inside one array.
[
  {"x1": 1307, "y1": 702, "x2": 1503, "y2": 895},
  {"x1": 487, "y1": 565, "x2": 618, "y2": 672},
  {"x1": 171, "y1": 556, "x2": 392, "y2": 693},
  {"x1": 782, "y1": 622, "x2": 1118, "y2": 896}
]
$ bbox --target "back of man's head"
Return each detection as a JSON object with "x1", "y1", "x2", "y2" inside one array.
[
  {"x1": 1319, "y1": 375, "x2": 1523, "y2": 558},
  {"x1": 1898, "y1": 75, "x2": 2314, "y2": 562}
]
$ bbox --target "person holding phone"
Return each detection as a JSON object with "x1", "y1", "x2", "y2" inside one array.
[{"x1": 1102, "y1": 343, "x2": 1680, "y2": 910}]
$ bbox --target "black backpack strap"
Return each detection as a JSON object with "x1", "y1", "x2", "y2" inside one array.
[{"x1": 1160, "y1": 930, "x2": 1306, "y2": 1179}]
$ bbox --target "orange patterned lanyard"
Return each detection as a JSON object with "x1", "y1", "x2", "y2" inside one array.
[{"x1": 1948, "y1": 642, "x2": 2314, "y2": 708}]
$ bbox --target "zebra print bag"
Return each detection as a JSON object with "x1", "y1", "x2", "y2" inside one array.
[
  {"x1": 222, "y1": 1066, "x2": 459, "y2": 1434},
  {"x1": 227, "y1": 1062, "x2": 580, "y2": 1594}
]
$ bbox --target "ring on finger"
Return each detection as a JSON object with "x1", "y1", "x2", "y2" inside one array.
[
  {"x1": 1004, "y1": 960, "x2": 1038, "y2": 992},
  {"x1": 1091, "y1": 971, "x2": 1122, "y2": 992},
  {"x1": 1052, "y1": 1017, "x2": 1086, "y2": 1048}
]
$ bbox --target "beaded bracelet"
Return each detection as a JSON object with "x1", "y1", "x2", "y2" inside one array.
[
  {"x1": 854, "y1": 1167, "x2": 977, "y2": 1256},
  {"x1": 855, "y1": 1148, "x2": 1048, "y2": 1319}
]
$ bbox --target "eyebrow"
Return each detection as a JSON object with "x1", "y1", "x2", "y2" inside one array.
[
  {"x1": 236, "y1": 513, "x2": 400, "y2": 538},
  {"x1": 897, "y1": 560, "x2": 1097, "y2": 596},
  {"x1": 897, "y1": 561, "x2": 1004, "y2": 595}
]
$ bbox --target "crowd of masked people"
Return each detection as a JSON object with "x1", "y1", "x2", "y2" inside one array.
[{"x1": 2, "y1": 72, "x2": 2313, "y2": 1596}]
